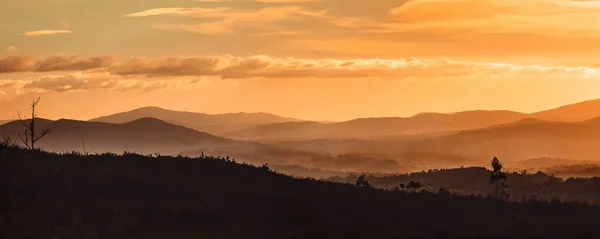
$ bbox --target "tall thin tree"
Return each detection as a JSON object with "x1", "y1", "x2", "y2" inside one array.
[
  {"x1": 17, "y1": 97, "x2": 50, "y2": 150},
  {"x1": 489, "y1": 156, "x2": 508, "y2": 200}
]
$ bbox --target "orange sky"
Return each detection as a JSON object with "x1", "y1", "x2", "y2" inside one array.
[{"x1": 2, "y1": 0, "x2": 600, "y2": 121}]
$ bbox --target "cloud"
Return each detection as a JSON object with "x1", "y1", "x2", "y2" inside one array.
[
  {"x1": 35, "y1": 56, "x2": 115, "y2": 72},
  {"x1": 21, "y1": 72, "x2": 200, "y2": 93},
  {"x1": 127, "y1": 6, "x2": 327, "y2": 35},
  {"x1": 154, "y1": 22, "x2": 234, "y2": 35},
  {"x1": 5, "y1": 46, "x2": 17, "y2": 53},
  {"x1": 20, "y1": 30, "x2": 71, "y2": 36},
  {"x1": 125, "y1": 8, "x2": 232, "y2": 17},
  {"x1": 2, "y1": 54, "x2": 599, "y2": 81},
  {"x1": 0, "y1": 56, "x2": 114, "y2": 73},
  {"x1": 24, "y1": 74, "x2": 118, "y2": 92},
  {"x1": 108, "y1": 55, "x2": 600, "y2": 80},
  {"x1": 0, "y1": 56, "x2": 37, "y2": 72}
]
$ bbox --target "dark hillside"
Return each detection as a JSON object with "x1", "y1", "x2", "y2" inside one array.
[
  {"x1": 332, "y1": 168, "x2": 600, "y2": 205},
  {"x1": 2, "y1": 147, "x2": 600, "y2": 239}
]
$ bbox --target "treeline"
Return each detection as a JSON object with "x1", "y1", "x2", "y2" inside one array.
[
  {"x1": 3, "y1": 146, "x2": 600, "y2": 238},
  {"x1": 330, "y1": 166, "x2": 600, "y2": 205}
]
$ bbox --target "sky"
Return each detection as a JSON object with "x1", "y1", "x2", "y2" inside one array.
[{"x1": 1, "y1": 0, "x2": 600, "y2": 121}]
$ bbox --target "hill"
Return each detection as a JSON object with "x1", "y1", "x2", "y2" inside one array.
[
  {"x1": 2, "y1": 147, "x2": 600, "y2": 238},
  {"x1": 531, "y1": 98, "x2": 600, "y2": 122},
  {"x1": 259, "y1": 118, "x2": 600, "y2": 173},
  {"x1": 331, "y1": 167, "x2": 600, "y2": 205},
  {"x1": 90, "y1": 106, "x2": 301, "y2": 135},
  {"x1": 423, "y1": 117, "x2": 600, "y2": 164},
  {"x1": 0, "y1": 118, "x2": 435, "y2": 174},
  {"x1": 0, "y1": 117, "x2": 246, "y2": 155},
  {"x1": 226, "y1": 110, "x2": 527, "y2": 140}
]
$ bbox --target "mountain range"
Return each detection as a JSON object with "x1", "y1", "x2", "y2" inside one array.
[
  {"x1": 225, "y1": 99, "x2": 600, "y2": 141},
  {"x1": 90, "y1": 106, "x2": 301, "y2": 135},
  {"x1": 3, "y1": 98, "x2": 600, "y2": 175}
]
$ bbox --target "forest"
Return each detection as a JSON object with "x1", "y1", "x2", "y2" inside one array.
[{"x1": 2, "y1": 144, "x2": 600, "y2": 239}]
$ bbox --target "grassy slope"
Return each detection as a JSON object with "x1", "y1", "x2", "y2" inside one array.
[{"x1": 2, "y1": 147, "x2": 600, "y2": 239}]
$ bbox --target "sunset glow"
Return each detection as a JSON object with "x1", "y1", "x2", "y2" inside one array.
[{"x1": 2, "y1": 0, "x2": 600, "y2": 121}]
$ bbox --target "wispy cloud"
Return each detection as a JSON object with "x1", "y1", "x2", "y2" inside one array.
[
  {"x1": 127, "y1": 6, "x2": 326, "y2": 35},
  {"x1": 20, "y1": 30, "x2": 71, "y2": 36},
  {"x1": 125, "y1": 8, "x2": 231, "y2": 17}
]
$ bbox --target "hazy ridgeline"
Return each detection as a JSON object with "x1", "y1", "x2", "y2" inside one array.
[{"x1": 2, "y1": 146, "x2": 600, "y2": 239}]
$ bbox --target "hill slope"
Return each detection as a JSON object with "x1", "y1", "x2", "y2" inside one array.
[
  {"x1": 422, "y1": 117, "x2": 600, "y2": 163},
  {"x1": 90, "y1": 106, "x2": 301, "y2": 135},
  {"x1": 532, "y1": 98, "x2": 600, "y2": 122},
  {"x1": 2, "y1": 147, "x2": 600, "y2": 239}
]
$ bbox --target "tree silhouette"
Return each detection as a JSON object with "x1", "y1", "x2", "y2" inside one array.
[
  {"x1": 17, "y1": 97, "x2": 50, "y2": 150},
  {"x1": 489, "y1": 157, "x2": 508, "y2": 200},
  {"x1": 355, "y1": 174, "x2": 371, "y2": 188},
  {"x1": 406, "y1": 181, "x2": 423, "y2": 192}
]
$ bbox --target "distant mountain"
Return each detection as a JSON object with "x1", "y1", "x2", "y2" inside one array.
[
  {"x1": 0, "y1": 117, "x2": 251, "y2": 155},
  {"x1": 531, "y1": 98, "x2": 600, "y2": 122},
  {"x1": 427, "y1": 117, "x2": 600, "y2": 163},
  {"x1": 89, "y1": 106, "x2": 301, "y2": 135},
  {"x1": 225, "y1": 110, "x2": 527, "y2": 140}
]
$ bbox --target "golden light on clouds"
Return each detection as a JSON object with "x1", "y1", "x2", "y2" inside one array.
[
  {"x1": 2, "y1": 0, "x2": 600, "y2": 120},
  {"x1": 20, "y1": 30, "x2": 72, "y2": 36}
]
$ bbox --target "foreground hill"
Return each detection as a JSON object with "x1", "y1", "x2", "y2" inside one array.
[
  {"x1": 90, "y1": 106, "x2": 301, "y2": 135},
  {"x1": 331, "y1": 167, "x2": 600, "y2": 205},
  {"x1": 2, "y1": 147, "x2": 600, "y2": 239},
  {"x1": 226, "y1": 110, "x2": 527, "y2": 140}
]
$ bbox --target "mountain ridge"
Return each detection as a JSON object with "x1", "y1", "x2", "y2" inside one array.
[{"x1": 89, "y1": 106, "x2": 302, "y2": 135}]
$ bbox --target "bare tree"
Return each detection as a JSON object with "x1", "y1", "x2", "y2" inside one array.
[{"x1": 17, "y1": 97, "x2": 50, "y2": 150}]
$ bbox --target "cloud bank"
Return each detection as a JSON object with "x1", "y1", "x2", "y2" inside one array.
[{"x1": 1, "y1": 55, "x2": 598, "y2": 80}]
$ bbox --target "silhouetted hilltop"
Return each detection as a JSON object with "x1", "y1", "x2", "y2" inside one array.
[
  {"x1": 531, "y1": 98, "x2": 600, "y2": 122},
  {"x1": 2, "y1": 147, "x2": 600, "y2": 239},
  {"x1": 331, "y1": 167, "x2": 600, "y2": 205},
  {"x1": 90, "y1": 106, "x2": 301, "y2": 135},
  {"x1": 0, "y1": 119, "x2": 10, "y2": 126},
  {"x1": 227, "y1": 110, "x2": 526, "y2": 140}
]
